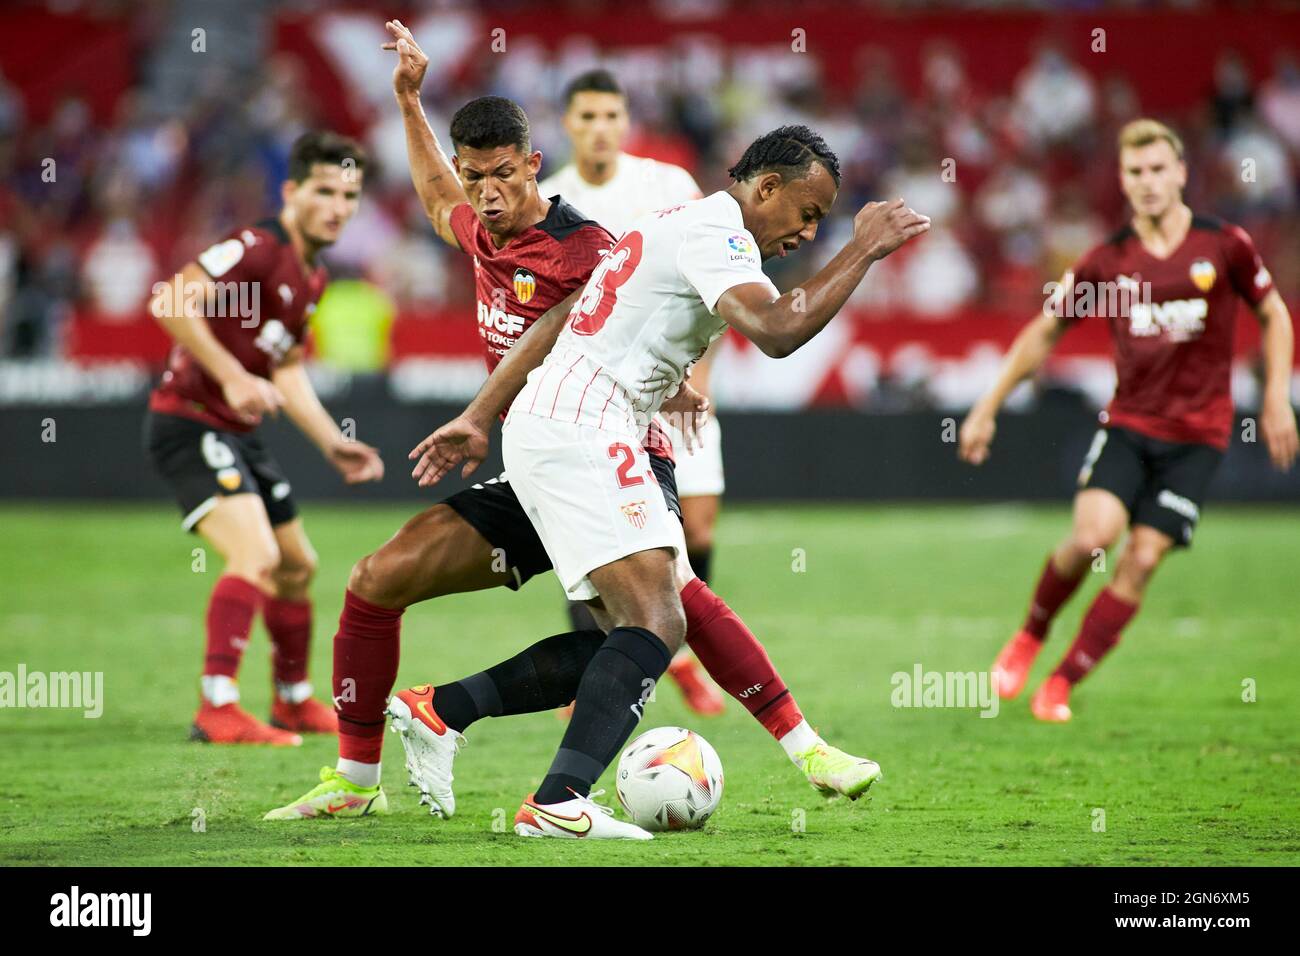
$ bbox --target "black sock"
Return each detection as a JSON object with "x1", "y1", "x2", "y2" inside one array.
[
  {"x1": 687, "y1": 548, "x2": 712, "y2": 585},
  {"x1": 433, "y1": 629, "x2": 606, "y2": 732},
  {"x1": 566, "y1": 600, "x2": 601, "y2": 633},
  {"x1": 534, "y1": 626, "x2": 673, "y2": 804}
]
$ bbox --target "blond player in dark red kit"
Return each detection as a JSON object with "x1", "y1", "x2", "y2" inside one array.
[
  {"x1": 145, "y1": 132, "x2": 383, "y2": 745},
  {"x1": 960, "y1": 119, "x2": 1297, "y2": 722}
]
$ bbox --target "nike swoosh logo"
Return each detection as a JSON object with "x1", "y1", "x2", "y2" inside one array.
[
  {"x1": 416, "y1": 699, "x2": 447, "y2": 735},
  {"x1": 327, "y1": 800, "x2": 354, "y2": 813},
  {"x1": 530, "y1": 805, "x2": 592, "y2": 835}
]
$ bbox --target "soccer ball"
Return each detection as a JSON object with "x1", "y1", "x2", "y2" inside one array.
[{"x1": 615, "y1": 726, "x2": 724, "y2": 831}]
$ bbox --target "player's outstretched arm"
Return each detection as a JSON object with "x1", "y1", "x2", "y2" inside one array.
[
  {"x1": 272, "y1": 348, "x2": 384, "y2": 484},
  {"x1": 1253, "y1": 289, "x2": 1299, "y2": 471},
  {"x1": 958, "y1": 311, "x2": 1067, "y2": 466},
  {"x1": 382, "y1": 19, "x2": 468, "y2": 249},
  {"x1": 408, "y1": 289, "x2": 581, "y2": 486},
  {"x1": 717, "y1": 199, "x2": 929, "y2": 359},
  {"x1": 149, "y1": 262, "x2": 284, "y2": 425}
]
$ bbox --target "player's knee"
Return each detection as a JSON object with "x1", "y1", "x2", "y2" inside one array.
[
  {"x1": 347, "y1": 551, "x2": 392, "y2": 605},
  {"x1": 684, "y1": 523, "x2": 713, "y2": 554},
  {"x1": 1119, "y1": 540, "x2": 1165, "y2": 587},
  {"x1": 1069, "y1": 526, "x2": 1119, "y2": 561},
  {"x1": 275, "y1": 553, "x2": 316, "y2": 594},
  {"x1": 649, "y1": 599, "x2": 687, "y2": 652},
  {"x1": 233, "y1": 541, "x2": 280, "y2": 591}
]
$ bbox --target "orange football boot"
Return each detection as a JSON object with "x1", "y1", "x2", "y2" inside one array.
[
  {"x1": 191, "y1": 701, "x2": 302, "y2": 746},
  {"x1": 991, "y1": 630, "x2": 1043, "y2": 700},
  {"x1": 1030, "y1": 674, "x2": 1073, "y2": 722},
  {"x1": 667, "y1": 655, "x2": 725, "y2": 716},
  {"x1": 271, "y1": 696, "x2": 339, "y2": 734}
]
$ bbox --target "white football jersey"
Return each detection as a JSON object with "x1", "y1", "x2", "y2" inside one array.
[
  {"x1": 539, "y1": 153, "x2": 702, "y2": 238},
  {"x1": 510, "y1": 190, "x2": 778, "y2": 438}
]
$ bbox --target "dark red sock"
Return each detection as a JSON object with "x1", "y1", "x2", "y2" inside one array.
[
  {"x1": 265, "y1": 597, "x2": 312, "y2": 686},
  {"x1": 1023, "y1": 556, "x2": 1085, "y2": 640},
  {"x1": 204, "y1": 575, "x2": 262, "y2": 678},
  {"x1": 681, "y1": 579, "x2": 804, "y2": 740},
  {"x1": 1053, "y1": 587, "x2": 1138, "y2": 685},
  {"x1": 333, "y1": 589, "x2": 403, "y2": 763}
]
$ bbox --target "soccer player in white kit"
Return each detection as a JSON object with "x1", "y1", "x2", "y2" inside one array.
[
  {"x1": 539, "y1": 68, "x2": 725, "y2": 714},
  {"x1": 505, "y1": 127, "x2": 930, "y2": 838}
]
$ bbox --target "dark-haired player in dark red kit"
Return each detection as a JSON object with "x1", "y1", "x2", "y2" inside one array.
[
  {"x1": 146, "y1": 132, "x2": 384, "y2": 746},
  {"x1": 960, "y1": 119, "x2": 1297, "y2": 722},
  {"x1": 265, "y1": 19, "x2": 879, "y2": 820}
]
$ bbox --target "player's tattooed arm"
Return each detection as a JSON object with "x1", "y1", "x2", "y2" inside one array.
[
  {"x1": 717, "y1": 199, "x2": 929, "y2": 359},
  {"x1": 382, "y1": 19, "x2": 467, "y2": 249},
  {"x1": 408, "y1": 288, "x2": 583, "y2": 487},
  {"x1": 272, "y1": 349, "x2": 384, "y2": 484},
  {"x1": 957, "y1": 309, "x2": 1068, "y2": 466},
  {"x1": 148, "y1": 261, "x2": 284, "y2": 425},
  {"x1": 1253, "y1": 289, "x2": 1298, "y2": 471}
]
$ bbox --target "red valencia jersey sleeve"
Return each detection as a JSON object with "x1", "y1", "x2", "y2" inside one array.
[
  {"x1": 556, "y1": 223, "x2": 617, "y2": 293},
  {"x1": 1221, "y1": 223, "x2": 1274, "y2": 307},
  {"x1": 196, "y1": 226, "x2": 281, "y2": 284},
  {"x1": 449, "y1": 202, "x2": 478, "y2": 253},
  {"x1": 1048, "y1": 245, "x2": 1107, "y2": 325}
]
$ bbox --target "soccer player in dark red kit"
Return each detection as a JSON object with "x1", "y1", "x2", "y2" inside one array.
[
  {"x1": 960, "y1": 119, "x2": 1297, "y2": 722},
  {"x1": 145, "y1": 132, "x2": 384, "y2": 745},
  {"x1": 265, "y1": 20, "x2": 879, "y2": 819}
]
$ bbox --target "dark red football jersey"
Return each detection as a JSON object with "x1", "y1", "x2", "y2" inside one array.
[
  {"x1": 450, "y1": 198, "x2": 614, "y2": 376},
  {"x1": 1056, "y1": 214, "x2": 1273, "y2": 449},
  {"x1": 451, "y1": 199, "x2": 675, "y2": 460},
  {"x1": 150, "y1": 218, "x2": 328, "y2": 432}
]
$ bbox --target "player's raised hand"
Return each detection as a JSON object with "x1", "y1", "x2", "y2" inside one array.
[
  {"x1": 409, "y1": 415, "x2": 491, "y2": 487},
  {"x1": 1260, "y1": 393, "x2": 1299, "y2": 471},
  {"x1": 659, "y1": 381, "x2": 711, "y2": 454},
  {"x1": 853, "y1": 198, "x2": 931, "y2": 261},
  {"x1": 382, "y1": 19, "x2": 429, "y2": 96},
  {"x1": 958, "y1": 405, "x2": 997, "y2": 466},
  {"x1": 328, "y1": 439, "x2": 385, "y2": 485},
  {"x1": 223, "y1": 372, "x2": 284, "y2": 426}
]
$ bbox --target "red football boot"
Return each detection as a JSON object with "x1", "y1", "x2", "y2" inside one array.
[
  {"x1": 991, "y1": 629, "x2": 1043, "y2": 700},
  {"x1": 191, "y1": 701, "x2": 303, "y2": 746},
  {"x1": 667, "y1": 654, "x2": 725, "y2": 716},
  {"x1": 271, "y1": 696, "x2": 339, "y2": 734},
  {"x1": 1030, "y1": 674, "x2": 1073, "y2": 723}
]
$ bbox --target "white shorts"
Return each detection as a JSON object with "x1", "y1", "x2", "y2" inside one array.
[
  {"x1": 501, "y1": 413, "x2": 681, "y2": 601},
  {"x1": 662, "y1": 415, "x2": 725, "y2": 498}
]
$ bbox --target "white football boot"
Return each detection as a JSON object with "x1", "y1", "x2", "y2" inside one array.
[
  {"x1": 385, "y1": 684, "x2": 465, "y2": 819},
  {"x1": 514, "y1": 789, "x2": 654, "y2": 840}
]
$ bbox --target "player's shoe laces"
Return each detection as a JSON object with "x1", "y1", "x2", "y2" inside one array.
[
  {"x1": 191, "y1": 701, "x2": 302, "y2": 746},
  {"x1": 262, "y1": 766, "x2": 388, "y2": 820},
  {"x1": 667, "y1": 655, "x2": 726, "y2": 716},
  {"x1": 797, "y1": 743, "x2": 882, "y2": 800},
  {"x1": 271, "y1": 696, "x2": 339, "y2": 734},
  {"x1": 992, "y1": 629, "x2": 1044, "y2": 700},
  {"x1": 514, "y1": 789, "x2": 653, "y2": 840},
  {"x1": 1030, "y1": 674, "x2": 1073, "y2": 722},
  {"x1": 385, "y1": 684, "x2": 465, "y2": 819}
]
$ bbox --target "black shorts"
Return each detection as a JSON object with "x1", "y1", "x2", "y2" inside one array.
[
  {"x1": 1077, "y1": 425, "x2": 1222, "y2": 547},
  {"x1": 445, "y1": 451, "x2": 681, "y2": 590},
  {"x1": 144, "y1": 411, "x2": 298, "y2": 532}
]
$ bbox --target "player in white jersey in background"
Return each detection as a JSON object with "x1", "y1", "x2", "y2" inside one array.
[
  {"x1": 540, "y1": 68, "x2": 724, "y2": 715},
  {"x1": 499, "y1": 126, "x2": 929, "y2": 837}
]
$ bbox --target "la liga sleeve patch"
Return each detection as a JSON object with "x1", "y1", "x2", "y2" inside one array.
[{"x1": 197, "y1": 238, "x2": 246, "y2": 278}]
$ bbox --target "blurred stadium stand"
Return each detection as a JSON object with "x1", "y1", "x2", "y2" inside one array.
[{"x1": 2, "y1": 0, "x2": 1298, "y2": 500}]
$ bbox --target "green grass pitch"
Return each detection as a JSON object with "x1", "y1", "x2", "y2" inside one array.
[{"x1": 1, "y1": 502, "x2": 1296, "y2": 866}]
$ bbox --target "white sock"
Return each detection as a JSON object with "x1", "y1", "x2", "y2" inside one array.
[
  {"x1": 201, "y1": 674, "x2": 240, "y2": 707},
  {"x1": 276, "y1": 680, "x2": 313, "y2": 704},
  {"x1": 337, "y1": 759, "x2": 380, "y2": 789},
  {"x1": 778, "y1": 720, "x2": 822, "y2": 766}
]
